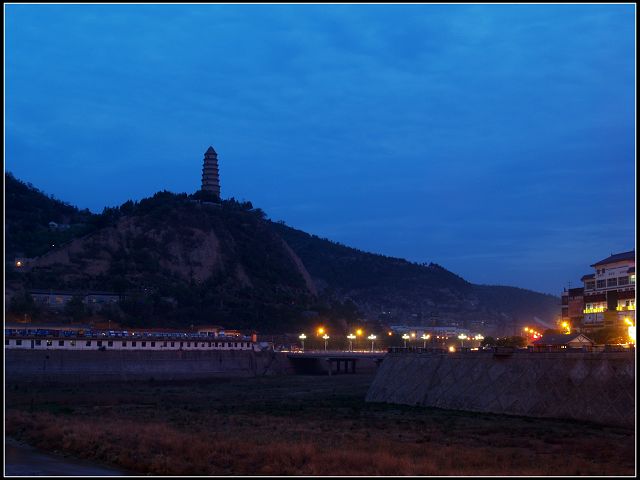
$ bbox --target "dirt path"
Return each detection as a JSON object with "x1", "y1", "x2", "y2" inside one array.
[{"x1": 4, "y1": 437, "x2": 127, "y2": 476}]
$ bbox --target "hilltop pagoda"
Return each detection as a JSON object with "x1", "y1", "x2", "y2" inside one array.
[{"x1": 201, "y1": 146, "x2": 220, "y2": 198}]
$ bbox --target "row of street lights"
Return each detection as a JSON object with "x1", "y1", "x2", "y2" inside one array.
[
  {"x1": 300, "y1": 332, "x2": 378, "y2": 352},
  {"x1": 401, "y1": 333, "x2": 430, "y2": 348},
  {"x1": 298, "y1": 331, "x2": 484, "y2": 352}
]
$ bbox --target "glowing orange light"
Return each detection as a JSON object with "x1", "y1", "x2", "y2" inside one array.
[
  {"x1": 356, "y1": 329, "x2": 363, "y2": 336},
  {"x1": 317, "y1": 327, "x2": 325, "y2": 335}
]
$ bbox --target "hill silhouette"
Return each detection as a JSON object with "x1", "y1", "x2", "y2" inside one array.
[
  {"x1": 5, "y1": 172, "x2": 558, "y2": 334},
  {"x1": 273, "y1": 222, "x2": 559, "y2": 333}
]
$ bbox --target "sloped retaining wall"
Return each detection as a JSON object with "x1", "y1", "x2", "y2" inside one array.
[
  {"x1": 4, "y1": 349, "x2": 294, "y2": 383},
  {"x1": 366, "y1": 351, "x2": 635, "y2": 428}
]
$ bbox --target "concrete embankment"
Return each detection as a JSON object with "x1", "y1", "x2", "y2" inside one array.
[
  {"x1": 4, "y1": 349, "x2": 294, "y2": 383},
  {"x1": 366, "y1": 351, "x2": 635, "y2": 428}
]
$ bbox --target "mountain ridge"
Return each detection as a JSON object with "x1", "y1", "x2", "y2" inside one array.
[{"x1": 5, "y1": 172, "x2": 559, "y2": 334}]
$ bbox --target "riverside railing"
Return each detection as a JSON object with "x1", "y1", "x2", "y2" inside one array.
[{"x1": 387, "y1": 345, "x2": 634, "y2": 354}]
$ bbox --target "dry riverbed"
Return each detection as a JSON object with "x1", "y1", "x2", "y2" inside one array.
[{"x1": 5, "y1": 374, "x2": 635, "y2": 475}]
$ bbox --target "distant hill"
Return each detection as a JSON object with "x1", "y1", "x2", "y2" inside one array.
[
  {"x1": 5, "y1": 173, "x2": 559, "y2": 334},
  {"x1": 273, "y1": 223, "x2": 559, "y2": 334}
]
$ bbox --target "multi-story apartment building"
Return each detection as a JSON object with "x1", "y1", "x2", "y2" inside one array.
[
  {"x1": 579, "y1": 250, "x2": 635, "y2": 331},
  {"x1": 560, "y1": 287, "x2": 585, "y2": 328}
]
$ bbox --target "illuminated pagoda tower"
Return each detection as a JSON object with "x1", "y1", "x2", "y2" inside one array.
[{"x1": 201, "y1": 146, "x2": 221, "y2": 198}]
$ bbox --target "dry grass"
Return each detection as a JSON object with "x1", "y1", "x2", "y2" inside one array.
[{"x1": 5, "y1": 375, "x2": 635, "y2": 476}]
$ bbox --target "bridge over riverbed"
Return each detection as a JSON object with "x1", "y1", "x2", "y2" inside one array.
[{"x1": 286, "y1": 351, "x2": 386, "y2": 375}]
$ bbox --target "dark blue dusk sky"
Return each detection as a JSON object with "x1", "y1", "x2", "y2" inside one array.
[{"x1": 5, "y1": 4, "x2": 635, "y2": 295}]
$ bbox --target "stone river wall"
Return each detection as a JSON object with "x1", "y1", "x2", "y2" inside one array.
[
  {"x1": 4, "y1": 349, "x2": 294, "y2": 383},
  {"x1": 366, "y1": 351, "x2": 635, "y2": 428}
]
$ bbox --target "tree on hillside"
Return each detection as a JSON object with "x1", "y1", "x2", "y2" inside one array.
[
  {"x1": 191, "y1": 190, "x2": 220, "y2": 203},
  {"x1": 9, "y1": 291, "x2": 41, "y2": 321},
  {"x1": 64, "y1": 295, "x2": 87, "y2": 322}
]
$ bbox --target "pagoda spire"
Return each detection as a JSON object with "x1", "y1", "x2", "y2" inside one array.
[{"x1": 201, "y1": 146, "x2": 220, "y2": 197}]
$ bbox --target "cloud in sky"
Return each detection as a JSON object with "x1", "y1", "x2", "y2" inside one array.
[{"x1": 5, "y1": 4, "x2": 635, "y2": 294}]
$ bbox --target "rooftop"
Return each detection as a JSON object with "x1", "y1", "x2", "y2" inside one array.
[
  {"x1": 29, "y1": 289, "x2": 122, "y2": 296},
  {"x1": 591, "y1": 250, "x2": 635, "y2": 267},
  {"x1": 533, "y1": 333, "x2": 594, "y2": 346}
]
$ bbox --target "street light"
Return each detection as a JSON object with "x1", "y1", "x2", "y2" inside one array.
[
  {"x1": 322, "y1": 334, "x2": 330, "y2": 351},
  {"x1": 402, "y1": 333, "x2": 410, "y2": 348},
  {"x1": 458, "y1": 334, "x2": 468, "y2": 348},
  {"x1": 347, "y1": 333, "x2": 356, "y2": 352},
  {"x1": 368, "y1": 334, "x2": 377, "y2": 352},
  {"x1": 625, "y1": 318, "x2": 635, "y2": 344},
  {"x1": 299, "y1": 333, "x2": 306, "y2": 352},
  {"x1": 421, "y1": 333, "x2": 430, "y2": 348}
]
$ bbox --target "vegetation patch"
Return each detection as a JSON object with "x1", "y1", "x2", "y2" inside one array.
[{"x1": 5, "y1": 375, "x2": 634, "y2": 476}]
